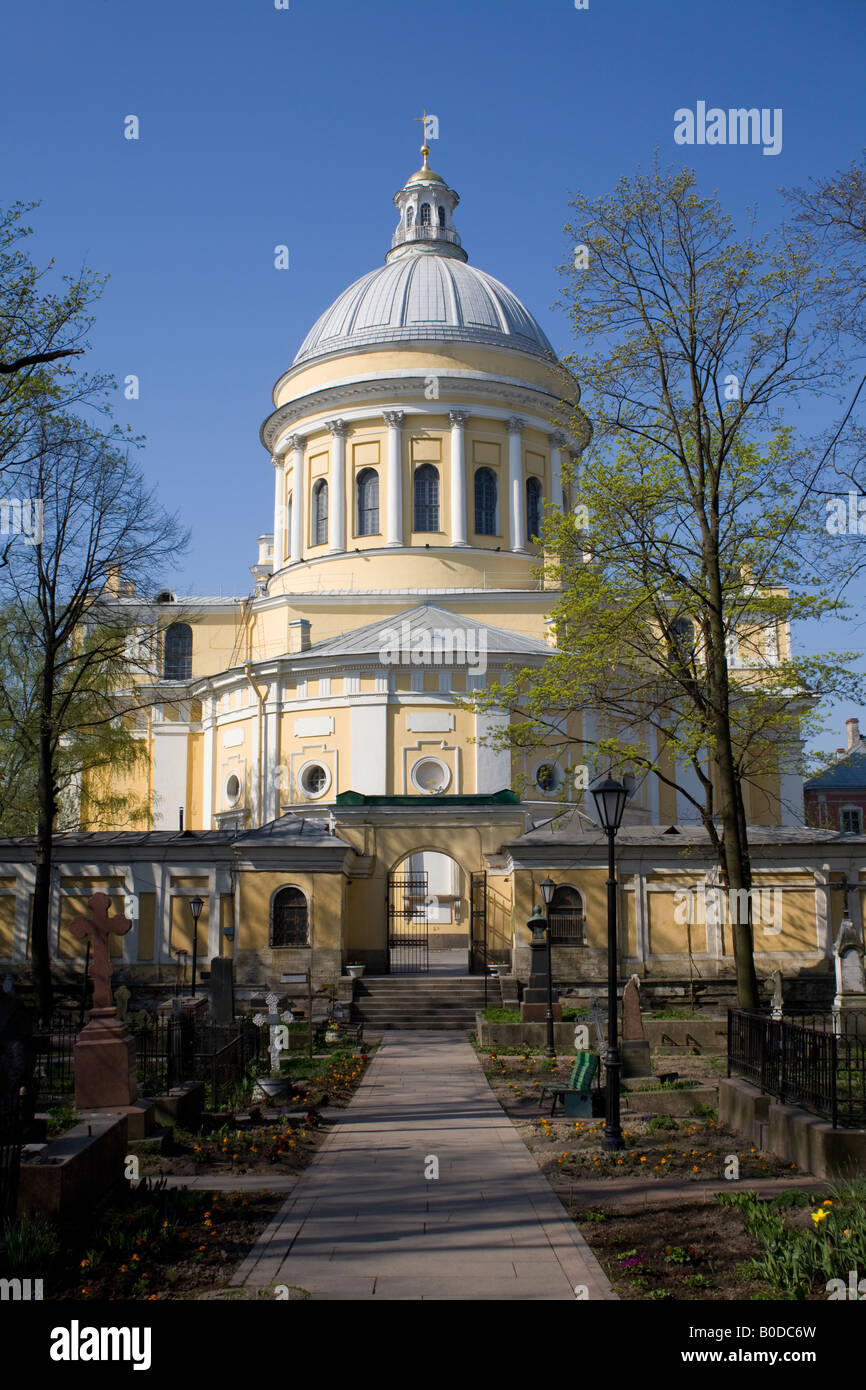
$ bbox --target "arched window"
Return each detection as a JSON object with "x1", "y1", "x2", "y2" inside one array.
[
  {"x1": 271, "y1": 886, "x2": 309, "y2": 948},
  {"x1": 474, "y1": 467, "x2": 497, "y2": 536},
  {"x1": 420, "y1": 202, "x2": 431, "y2": 226},
  {"x1": 163, "y1": 622, "x2": 192, "y2": 680},
  {"x1": 549, "y1": 885, "x2": 586, "y2": 945},
  {"x1": 406, "y1": 206, "x2": 414, "y2": 226},
  {"x1": 356, "y1": 468, "x2": 379, "y2": 536},
  {"x1": 526, "y1": 476, "x2": 543, "y2": 542},
  {"x1": 312, "y1": 479, "x2": 328, "y2": 546},
  {"x1": 437, "y1": 206, "x2": 445, "y2": 227},
  {"x1": 414, "y1": 464, "x2": 440, "y2": 532}
]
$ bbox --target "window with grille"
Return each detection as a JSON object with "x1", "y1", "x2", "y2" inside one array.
[
  {"x1": 841, "y1": 808, "x2": 862, "y2": 833},
  {"x1": 313, "y1": 480, "x2": 328, "y2": 546},
  {"x1": 438, "y1": 206, "x2": 445, "y2": 226},
  {"x1": 271, "y1": 887, "x2": 309, "y2": 947},
  {"x1": 163, "y1": 623, "x2": 192, "y2": 680},
  {"x1": 474, "y1": 467, "x2": 497, "y2": 535},
  {"x1": 526, "y1": 476, "x2": 542, "y2": 541},
  {"x1": 356, "y1": 468, "x2": 379, "y2": 536},
  {"x1": 549, "y1": 884, "x2": 586, "y2": 944},
  {"x1": 414, "y1": 464, "x2": 439, "y2": 532},
  {"x1": 420, "y1": 203, "x2": 431, "y2": 226}
]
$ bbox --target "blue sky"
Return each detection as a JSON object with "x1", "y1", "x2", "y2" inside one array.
[{"x1": 2, "y1": 0, "x2": 865, "y2": 750}]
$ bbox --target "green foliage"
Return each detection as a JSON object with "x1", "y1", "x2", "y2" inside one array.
[
  {"x1": 45, "y1": 1102, "x2": 77, "y2": 1137},
  {"x1": 647, "y1": 1115, "x2": 679, "y2": 1133},
  {"x1": 482, "y1": 1008, "x2": 521, "y2": 1022},
  {"x1": 0, "y1": 1216, "x2": 60, "y2": 1274},
  {"x1": 717, "y1": 1181, "x2": 866, "y2": 1297}
]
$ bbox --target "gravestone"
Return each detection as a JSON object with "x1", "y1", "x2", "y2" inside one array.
[
  {"x1": 251, "y1": 993, "x2": 294, "y2": 1102},
  {"x1": 114, "y1": 985, "x2": 131, "y2": 1024},
  {"x1": 620, "y1": 974, "x2": 654, "y2": 1079},
  {"x1": 770, "y1": 969, "x2": 784, "y2": 1021},
  {"x1": 519, "y1": 907, "x2": 562, "y2": 1023},
  {"x1": 209, "y1": 956, "x2": 234, "y2": 1025},
  {"x1": 833, "y1": 918, "x2": 866, "y2": 1037},
  {"x1": 71, "y1": 894, "x2": 138, "y2": 1108}
]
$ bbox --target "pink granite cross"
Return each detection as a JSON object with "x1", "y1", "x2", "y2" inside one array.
[{"x1": 69, "y1": 893, "x2": 133, "y2": 1011}]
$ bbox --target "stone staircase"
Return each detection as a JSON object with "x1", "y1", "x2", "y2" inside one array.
[{"x1": 351, "y1": 975, "x2": 500, "y2": 1031}]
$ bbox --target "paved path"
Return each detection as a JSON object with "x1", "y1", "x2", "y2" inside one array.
[{"x1": 231, "y1": 1031, "x2": 616, "y2": 1301}]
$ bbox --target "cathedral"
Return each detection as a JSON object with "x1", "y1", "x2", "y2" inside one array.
[{"x1": 0, "y1": 140, "x2": 856, "y2": 1003}]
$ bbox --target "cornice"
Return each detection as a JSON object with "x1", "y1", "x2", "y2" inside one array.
[{"x1": 261, "y1": 374, "x2": 582, "y2": 453}]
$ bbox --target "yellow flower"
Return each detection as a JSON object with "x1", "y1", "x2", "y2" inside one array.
[{"x1": 811, "y1": 1209, "x2": 828, "y2": 1224}]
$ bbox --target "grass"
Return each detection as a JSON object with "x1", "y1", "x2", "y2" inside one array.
[{"x1": 648, "y1": 1008, "x2": 711, "y2": 1021}]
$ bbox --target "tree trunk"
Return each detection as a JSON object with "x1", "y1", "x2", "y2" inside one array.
[
  {"x1": 705, "y1": 579, "x2": 760, "y2": 1012},
  {"x1": 31, "y1": 664, "x2": 56, "y2": 1022}
]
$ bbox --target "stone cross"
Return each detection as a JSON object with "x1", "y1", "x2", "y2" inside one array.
[
  {"x1": 69, "y1": 893, "x2": 133, "y2": 1011},
  {"x1": 587, "y1": 998, "x2": 607, "y2": 1053},
  {"x1": 834, "y1": 920, "x2": 866, "y2": 997},
  {"x1": 253, "y1": 992, "x2": 294, "y2": 1073},
  {"x1": 622, "y1": 975, "x2": 646, "y2": 1041}
]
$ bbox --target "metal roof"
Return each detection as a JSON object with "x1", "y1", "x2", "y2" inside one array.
[
  {"x1": 293, "y1": 254, "x2": 555, "y2": 365},
  {"x1": 293, "y1": 603, "x2": 553, "y2": 662},
  {"x1": 804, "y1": 745, "x2": 866, "y2": 791}
]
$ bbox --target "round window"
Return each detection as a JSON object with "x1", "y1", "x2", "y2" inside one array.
[
  {"x1": 299, "y1": 762, "x2": 329, "y2": 797},
  {"x1": 411, "y1": 758, "x2": 450, "y2": 794},
  {"x1": 226, "y1": 774, "x2": 241, "y2": 805},
  {"x1": 534, "y1": 761, "x2": 563, "y2": 794}
]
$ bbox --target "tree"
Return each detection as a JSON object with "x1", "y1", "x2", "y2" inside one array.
[
  {"x1": 0, "y1": 409, "x2": 187, "y2": 1019},
  {"x1": 477, "y1": 163, "x2": 862, "y2": 1010},
  {"x1": 0, "y1": 201, "x2": 126, "y2": 489}
]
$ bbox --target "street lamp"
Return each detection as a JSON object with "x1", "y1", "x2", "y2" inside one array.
[
  {"x1": 540, "y1": 876, "x2": 557, "y2": 1057},
  {"x1": 590, "y1": 776, "x2": 629, "y2": 1150},
  {"x1": 189, "y1": 896, "x2": 204, "y2": 998}
]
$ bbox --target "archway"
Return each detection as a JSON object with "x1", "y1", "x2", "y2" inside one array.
[{"x1": 388, "y1": 851, "x2": 468, "y2": 975}]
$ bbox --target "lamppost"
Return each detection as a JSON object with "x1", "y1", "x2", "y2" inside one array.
[
  {"x1": 540, "y1": 876, "x2": 557, "y2": 1057},
  {"x1": 189, "y1": 895, "x2": 204, "y2": 998},
  {"x1": 590, "y1": 776, "x2": 629, "y2": 1150}
]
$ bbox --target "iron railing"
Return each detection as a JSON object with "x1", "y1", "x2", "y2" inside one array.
[
  {"x1": 728, "y1": 1009, "x2": 866, "y2": 1129},
  {"x1": 0, "y1": 1093, "x2": 23, "y2": 1219},
  {"x1": 29, "y1": 1013, "x2": 267, "y2": 1111}
]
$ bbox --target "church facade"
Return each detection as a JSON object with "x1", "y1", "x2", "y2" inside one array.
[{"x1": 0, "y1": 144, "x2": 857, "y2": 1002}]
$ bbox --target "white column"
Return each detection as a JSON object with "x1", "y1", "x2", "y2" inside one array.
[
  {"x1": 508, "y1": 416, "x2": 526, "y2": 551},
  {"x1": 384, "y1": 410, "x2": 404, "y2": 546},
  {"x1": 288, "y1": 435, "x2": 304, "y2": 564},
  {"x1": 549, "y1": 432, "x2": 566, "y2": 513},
  {"x1": 449, "y1": 410, "x2": 469, "y2": 546},
  {"x1": 272, "y1": 454, "x2": 285, "y2": 573},
  {"x1": 326, "y1": 419, "x2": 347, "y2": 553},
  {"x1": 202, "y1": 697, "x2": 215, "y2": 830}
]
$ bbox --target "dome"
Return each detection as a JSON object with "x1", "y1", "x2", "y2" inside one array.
[
  {"x1": 291, "y1": 149, "x2": 556, "y2": 366},
  {"x1": 293, "y1": 256, "x2": 555, "y2": 364}
]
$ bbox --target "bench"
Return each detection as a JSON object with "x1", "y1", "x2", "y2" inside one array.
[{"x1": 538, "y1": 1051, "x2": 599, "y2": 1117}]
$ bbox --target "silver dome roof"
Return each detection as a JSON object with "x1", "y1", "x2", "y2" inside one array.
[{"x1": 293, "y1": 254, "x2": 555, "y2": 365}]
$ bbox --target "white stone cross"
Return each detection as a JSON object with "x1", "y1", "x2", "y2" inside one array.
[{"x1": 253, "y1": 991, "x2": 294, "y2": 1074}]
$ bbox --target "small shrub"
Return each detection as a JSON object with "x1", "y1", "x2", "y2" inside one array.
[{"x1": 647, "y1": 1115, "x2": 679, "y2": 1133}]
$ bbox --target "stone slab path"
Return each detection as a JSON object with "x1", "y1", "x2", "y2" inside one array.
[{"x1": 231, "y1": 1030, "x2": 616, "y2": 1301}]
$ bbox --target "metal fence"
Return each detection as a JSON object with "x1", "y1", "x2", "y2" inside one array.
[
  {"x1": 728, "y1": 1008, "x2": 866, "y2": 1129},
  {"x1": 28, "y1": 1012, "x2": 267, "y2": 1111}
]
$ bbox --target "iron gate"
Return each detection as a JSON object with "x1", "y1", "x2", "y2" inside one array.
[
  {"x1": 470, "y1": 870, "x2": 488, "y2": 975},
  {"x1": 388, "y1": 871, "x2": 429, "y2": 974}
]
